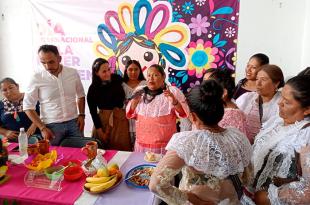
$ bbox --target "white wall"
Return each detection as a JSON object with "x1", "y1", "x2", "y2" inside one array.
[
  {"x1": 301, "y1": 0, "x2": 310, "y2": 68},
  {"x1": 0, "y1": 0, "x2": 33, "y2": 92},
  {"x1": 236, "y1": 0, "x2": 309, "y2": 81}
]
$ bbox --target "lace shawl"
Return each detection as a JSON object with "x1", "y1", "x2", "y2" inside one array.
[
  {"x1": 236, "y1": 91, "x2": 281, "y2": 123},
  {"x1": 252, "y1": 118, "x2": 310, "y2": 188},
  {"x1": 166, "y1": 128, "x2": 252, "y2": 179}
]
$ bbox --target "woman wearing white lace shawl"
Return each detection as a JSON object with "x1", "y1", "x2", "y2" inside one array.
[
  {"x1": 245, "y1": 75, "x2": 310, "y2": 205},
  {"x1": 149, "y1": 80, "x2": 252, "y2": 205}
]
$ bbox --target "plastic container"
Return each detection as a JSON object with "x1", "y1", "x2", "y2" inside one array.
[
  {"x1": 44, "y1": 166, "x2": 64, "y2": 180},
  {"x1": 24, "y1": 170, "x2": 63, "y2": 191},
  {"x1": 18, "y1": 128, "x2": 28, "y2": 157}
]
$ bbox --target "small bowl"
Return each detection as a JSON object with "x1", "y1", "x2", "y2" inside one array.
[
  {"x1": 45, "y1": 165, "x2": 64, "y2": 180},
  {"x1": 64, "y1": 166, "x2": 83, "y2": 181},
  {"x1": 59, "y1": 159, "x2": 81, "y2": 167}
]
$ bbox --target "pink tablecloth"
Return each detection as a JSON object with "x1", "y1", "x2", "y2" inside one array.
[{"x1": 0, "y1": 144, "x2": 117, "y2": 205}]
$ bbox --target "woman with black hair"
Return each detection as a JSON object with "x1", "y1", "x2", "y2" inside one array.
[
  {"x1": 233, "y1": 53, "x2": 269, "y2": 100},
  {"x1": 0, "y1": 78, "x2": 42, "y2": 143},
  {"x1": 236, "y1": 64, "x2": 284, "y2": 143},
  {"x1": 122, "y1": 60, "x2": 146, "y2": 146},
  {"x1": 207, "y1": 69, "x2": 248, "y2": 138},
  {"x1": 126, "y1": 64, "x2": 188, "y2": 154},
  {"x1": 87, "y1": 58, "x2": 131, "y2": 151},
  {"x1": 149, "y1": 79, "x2": 251, "y2": 205},
  {"x1": 242, "y1": 75, "x2": 310, "y2": 205}
]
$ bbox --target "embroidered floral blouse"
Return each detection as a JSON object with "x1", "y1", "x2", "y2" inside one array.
[{"x1": 0, "y1": 97, "x2": 40, "y2": 133}]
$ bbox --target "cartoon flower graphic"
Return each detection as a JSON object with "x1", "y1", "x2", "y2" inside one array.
[
  {"x1": 189, "y1": 14, "x2": 210, "y2": 37},
  {"x1": 195, "y1": 0, "x2": 206, "y2": 6},
  {"x1": 182, "y1": 1, "x2": 194, "y2": 15},
  {"x1": 187, "y1": 80, "x2": 201, "y2": 92},
  {"x1": 225, "y1": 27, "x2": 236, "y2": 38},
  {"x1": 187, "y1": 39, "x2": 220, "y2": 78}
]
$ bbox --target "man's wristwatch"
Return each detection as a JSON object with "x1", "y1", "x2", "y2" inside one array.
[{"x1": 78, "y1": 113, "x2": 86, "y2": 118}]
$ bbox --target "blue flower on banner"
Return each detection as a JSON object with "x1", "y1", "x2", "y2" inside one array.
[
  {"x1": 173, "y1": 11, "x2": 183, "y2": 22},
  {"x1": 175, "y1": 70, "x2": 189, "y2": 84},
  {"x1": 212, "y1": 33, "x2": 227, "y2": 48},
  {"x1": 182, "y1": 1, "x2": 194, "y2": 15},
  {"x1": 169, "y1": 76, "x2": 182, "y2": 88}
]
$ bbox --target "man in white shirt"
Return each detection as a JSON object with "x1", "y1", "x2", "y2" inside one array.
[{"x1": 23, "y1": 44, "x2": 85, "y2": 145}]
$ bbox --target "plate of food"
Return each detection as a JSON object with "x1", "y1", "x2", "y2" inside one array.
[
  {"x1": 125, "y1": 164, "x2": 156, "y2": 189},
  {"x1": 144, "y1": 151, "x2": 162, "y2": 163}
]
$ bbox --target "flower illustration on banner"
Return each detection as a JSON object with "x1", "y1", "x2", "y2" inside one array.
[
  {"x1": 93, "y1": 1, "x2": 190, "y2": 78},
  {"x1": 187, "y1": 80, "x2": 201, "y2": 92},
  {"x1": 182, "y1": 1, "x2": 194, "y2": 15},
  {"x1": 195, "y1": 0, "x2": 206, "y2": 6},
  {"x1": 189, "y1": 14, "x2": 210, "y2": 37},
  {"x1": 225, "y1": 27, "x2": 236, "y2": 38},
  {"x1": 187, "y1": 39, "x2": 220, "y2": 78},
  {"x1": 172, "y1": 11, "x2": 183, "y2": 22}
]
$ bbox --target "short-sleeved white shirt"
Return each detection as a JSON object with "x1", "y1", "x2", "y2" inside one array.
[{"x1": 23, "y1": 66, "x2": 85, "y2": 124}]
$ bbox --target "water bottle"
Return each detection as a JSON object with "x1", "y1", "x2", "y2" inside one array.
[{"x1": 18, "y1": 128, "x2": 28, "y2": 157}]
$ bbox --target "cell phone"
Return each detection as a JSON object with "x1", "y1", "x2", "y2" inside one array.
[{"x1": 11, "y1": 145, "x2": 19, "y2": 152}]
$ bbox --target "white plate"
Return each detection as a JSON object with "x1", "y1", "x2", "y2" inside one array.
[
  {"x1": 9, "y1": 154, "x2": 27, "y2": 164},
  {"x1": 144, "y1": 153, "x2": 162, "y2": 163}
]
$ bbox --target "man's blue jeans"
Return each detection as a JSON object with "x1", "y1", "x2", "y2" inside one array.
[{"x1": 46, "y1": 118, "x2": 83, "y2": 146}]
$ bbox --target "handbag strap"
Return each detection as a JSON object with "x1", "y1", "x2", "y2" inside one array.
[
  {"x1": 258, "y1": 95, "x2": 263, "y2": 124},
  {"x1": 228, "y1": 174, "x2": 243, "y2": 200}
]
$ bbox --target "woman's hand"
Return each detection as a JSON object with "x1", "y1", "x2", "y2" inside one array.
[
  {"x1": 254, "y1": 190, "x2": 271, "y2": 205},
  {"x1": 5, "y1": 130, "x2": 19, "y2": 140},
  {"x1": 26, "y1": 123, "x2": 37, "y2": 136},
  {"x1": 163, "y1": 87, "x2": 178, "y2": 105},
  {"x1": 96, "y1": 128, "x2": 108, "y2": 143},
  {"x1": 187, "y1": 192, "x2": 215, "y2": 205},
  {"x1": 130, "y1": 95, "x2": 141, "y2": 111}
]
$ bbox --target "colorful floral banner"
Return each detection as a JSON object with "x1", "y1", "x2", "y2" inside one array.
[
  {"x1": 93, "y1": 0, "x2": 239, "y2": 92},
  {"x1": 30, "y1": 0, "x2": 239, "y2": 134}
]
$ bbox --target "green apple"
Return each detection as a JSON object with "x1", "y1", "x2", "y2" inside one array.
[{"x1": 97, "y1": 166, "x2": 109, "y2": 177}]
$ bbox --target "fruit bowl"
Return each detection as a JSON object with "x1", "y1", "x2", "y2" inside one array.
[
  {"x1": 24, "y1": 150, "x2": 57, "y2": 171},
  {"x1": 64, "y1": 166, "x2": 83, "y2": 181},
  {"x1": 83, "y1": 174, "x2": 122, "y2": 194}
]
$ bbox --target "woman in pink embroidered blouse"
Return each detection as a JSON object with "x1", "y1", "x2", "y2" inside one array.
[
  {"x1": 205, "y1": 69, "x2": 248, "y2": 139},
  {"x1": 126, "y1": 64, "x2": 189, "y2": 154}
]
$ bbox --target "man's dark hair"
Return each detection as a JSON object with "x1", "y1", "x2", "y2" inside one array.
[{"x1": 38, "y1": 45, "x2": 60, "y2": 56}]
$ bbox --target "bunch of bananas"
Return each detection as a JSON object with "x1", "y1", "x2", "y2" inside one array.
[{"x1": 84, "y1": 163, "x2": 122, "y2": 193}]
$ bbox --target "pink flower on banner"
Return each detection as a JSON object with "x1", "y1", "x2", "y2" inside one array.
[
  {"x1": 187, "y1": 39, "x2": 220, "y2": 78},
  {"x1": 189, "y1": 14, "x2": 210, "y2": 37}
]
